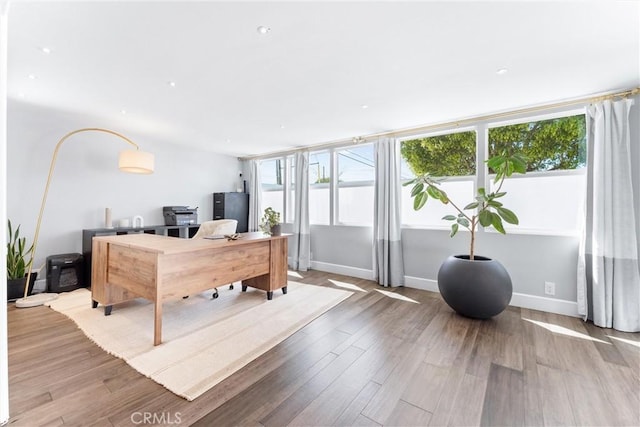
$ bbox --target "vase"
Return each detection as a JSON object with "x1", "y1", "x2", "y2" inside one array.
[
  {"x1": 437, "y1": 254, "x2": 512, "y2": 319},
  {"x1": 7, "y1": 274, "x2": 37, "y2": 301},
  {"x1": 270, "y1": 224, "x2": 281, "y2": 236}
]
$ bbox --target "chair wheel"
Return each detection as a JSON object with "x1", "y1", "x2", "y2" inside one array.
[
  {"x1": 229, "y1": 284, "x2": 234, "y2": 290},
  {"x1": 212, "y1": 292, "x2": 219, "y2": 299},
  {"x1": 182, "y1": 296, "x2": 189, "y2": 299}
]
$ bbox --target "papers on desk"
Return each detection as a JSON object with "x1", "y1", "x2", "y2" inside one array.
[{"x1": 203, "y1": 235, "x2": 226, "y2": 240}]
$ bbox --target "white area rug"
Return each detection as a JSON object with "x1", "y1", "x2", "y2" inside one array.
[{"x1": 46, "y1": 282, "x2": 352, "y2": 400}]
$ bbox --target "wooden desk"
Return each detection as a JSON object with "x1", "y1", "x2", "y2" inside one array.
[{"x1": 91, "y1": 232, "x2": 288, "y2": 345}]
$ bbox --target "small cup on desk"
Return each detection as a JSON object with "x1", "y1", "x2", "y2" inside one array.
[{"x1": 119, "y1": 218, "x2": 130, "y2": 228}]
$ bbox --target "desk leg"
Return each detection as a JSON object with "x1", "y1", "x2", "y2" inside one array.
[{"x1": 154, "y1": 299, "x2": 163, "y2": 346}]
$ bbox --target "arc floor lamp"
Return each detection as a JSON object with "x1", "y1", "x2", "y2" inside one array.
[{"x1": 15, "y1": 127, "x2": 154, "y2": 308}]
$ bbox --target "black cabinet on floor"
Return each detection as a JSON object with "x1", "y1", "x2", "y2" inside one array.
[{"x1": 213, "y1": 192, "x2": 249, "y2": 232}]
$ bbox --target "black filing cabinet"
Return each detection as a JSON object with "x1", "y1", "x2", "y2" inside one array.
[{"x1": 213, "y1": 192, "x2": 249, "y2": 232}]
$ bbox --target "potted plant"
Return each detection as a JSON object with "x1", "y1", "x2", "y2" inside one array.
[
  {"x1": 404, "y1": 153, "x2": 527, "y2": 318},
  {"x1": 6, "y1": 220, "x2": 37, "y2": 301},
  {"x1": 259, "y1": 207, "x2": 281, "y2": 236}
]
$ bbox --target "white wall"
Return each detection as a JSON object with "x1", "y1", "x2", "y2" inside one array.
[{"x1": 7, "y1": 100, "x2": 241, "y2": 280}]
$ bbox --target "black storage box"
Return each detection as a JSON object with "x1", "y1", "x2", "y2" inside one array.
[{"x1": 47, "y1": 253, "x2": 85, "y2": 293}]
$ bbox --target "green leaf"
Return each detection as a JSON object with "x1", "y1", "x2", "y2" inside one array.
[
  {"x1": 457, "y1": 217, "x2": 470, "y2": 228},
  {"x1": 511, "y1": 156, "x2": 527, "y2": 174},
  {"x1": 450, "y1": 223, "x2": 459, "y2": 237},
  {"x1": 496, "y1": 207, "x2": 519, "y2": 224},
  {"x1": 442, "y1": 215, "x2": 457, "y2": 221},
  {"x1": 402, "y1": 178, "x2": 416, "y2": 187},
  {"x1": 491, "y1": 213, "x2": 506, "y2": 234},
  {"x1": 464, "y1": 202, "x2": 479, "y2": 210},
  {"x1": 413, "y1": 191, "x2": 428, "y2": 210},
  {"x1": 426, "y1": 185, "x2": 442, "y2": 200},
  {"x1": 493, "y1": 191, "x2": 507, "y2": 198},
  {"x1": 486, "y1": 156, "x2": 505, "y2": 170},
  {"x1": 410, "y1": 182, "x2": 424, "y2": 197},
  {"x1": 478, "y1": 210, "x2": 493, "y2": 227},
  {"x1": 477, "y1": 187, "x2": 486, "y2": 197},
  {"x1": 486, "y1": 200, "x2": 503, "y2": 208}
]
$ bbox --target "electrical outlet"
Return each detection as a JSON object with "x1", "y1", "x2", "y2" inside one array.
[{"x1": 544, "y1": 281, "x2": 556, "y2": 296}]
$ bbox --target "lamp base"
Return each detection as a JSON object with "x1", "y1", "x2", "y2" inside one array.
[{"x1": 15, "y1": 293, "x2": 59, "y2": 308}]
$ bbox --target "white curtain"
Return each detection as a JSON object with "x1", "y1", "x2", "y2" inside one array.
[
  {"x1": 291, "y1": 151, "x2": 310, "y2": 271},
  {"x1": 247, "y1": 159, "x2": 262, "y2": 232},
  {"x1": 373, "y1": 137, "x2": 405, "y2": 287},
  {"x1": 578, "y1": 98, "x2": 640, "y2": 332}
]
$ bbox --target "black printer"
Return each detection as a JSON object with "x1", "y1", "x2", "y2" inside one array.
[{"x1": 163, "y1": 206, "x2": 198, "y2": 226}]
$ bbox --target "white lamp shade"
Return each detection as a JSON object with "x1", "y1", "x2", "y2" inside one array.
[{"x1": 118, "y1": 149, "x2": 154, "y2": 174}]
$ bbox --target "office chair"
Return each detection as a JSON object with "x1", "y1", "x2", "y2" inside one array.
[{"x1": 191, "y1": 219, "x2": 238, "y2": 299}]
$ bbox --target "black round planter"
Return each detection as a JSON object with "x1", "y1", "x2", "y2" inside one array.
[
  {"x1": 7, "y1": 274, "x2": 37, "y2": 301},
  {"x1": 437, "y1": 255, "x2": 512, "y2": 319}
]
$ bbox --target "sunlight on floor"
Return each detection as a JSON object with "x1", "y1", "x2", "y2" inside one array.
[
  {"x1": 523, "y1": 318, "x2": 611, "y2": 344},
  {"x1": 288, "y1": 271, "x2": 303, "y2": 279},
  {"x1": 375, "y1": 289, "x2": 420, "y2": 304},
  {"x1": 328, "y1": 279, "x2": 367, "y2": 292},
  {"x1": 607, "y1": 335, "x2": 640, "y2": 349}
]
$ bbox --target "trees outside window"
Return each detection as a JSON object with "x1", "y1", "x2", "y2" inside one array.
[
  {"x1": 401, "y1": 130, "x2": 477, "y2": 228},
  {"x1": 401, "y1": 113, "x2": 586, "y2": 234}
]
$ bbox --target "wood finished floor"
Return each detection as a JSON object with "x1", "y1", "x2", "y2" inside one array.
[{"x1": 6, "y1": 269, "x2": 640, "y2": 427}]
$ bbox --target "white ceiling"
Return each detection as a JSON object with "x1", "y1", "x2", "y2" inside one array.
[{"x1": 7, "y1": 1, "x2": 640, "y2": 157}]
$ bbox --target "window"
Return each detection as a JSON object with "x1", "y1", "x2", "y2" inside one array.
[
  {"x1": 400, "y1": 113, "x2": 586, "y2": 234},
  {"x1": 260, "y1": 158, "x2": 284, "y2": 219},
  {"x1": 401, "y1": 130, "x2": 477, "y2": 227},
  {"x1": 309, "y1": 151, "x2": 330, "y2": 225},
  {"x1": 337, "y1": 145, "x2": 375, "y2": 224},
  {"x1": 487, "y1": 114, "x2": 586, "y2": 233}
]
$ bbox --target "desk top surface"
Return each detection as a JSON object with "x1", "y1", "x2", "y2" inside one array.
[{"x1": 93, "y1": 232, "x2": 287, "y2": 255}]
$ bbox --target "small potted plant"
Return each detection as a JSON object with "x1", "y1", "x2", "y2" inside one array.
[
  {"x1": 6, "y1": 220, "x2": 36, "y2": 301},
  {"x1": 259, "y1": 207, "x2": 281, "y2": 236},
  {"x1": 404, "y1": 153, "x2": 527, "y2": 318}
]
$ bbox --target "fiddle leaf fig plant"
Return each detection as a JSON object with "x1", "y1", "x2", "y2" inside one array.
[{"x1": 404, "y1": 153, "x2": 527, "y2": 260}]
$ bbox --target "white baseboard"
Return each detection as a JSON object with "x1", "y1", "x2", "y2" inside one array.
[
  {"x1": 510, "y1": 293, "x2": 579, "y2": 317},
  {"x1": 404, "y1": 275, "x2": 579, "y2": 317},
  {"x1": 306, "y1": 266, "x2": 579, "y2": 318},
  {"x1": 309, "y1": 261, "x2": 375, "y2": 281},
  {"x1": 404, "y1": 276, "x2": 439, "y2": 293}
]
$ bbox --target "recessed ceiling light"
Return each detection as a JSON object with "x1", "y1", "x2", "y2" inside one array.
[
  {"x1": 361, "y1": 104, "x2": 369, "y2": 109},
  {"x1": 120, "y1": 109, "x2": 127, "y2": 115},
  {"x1": 28, "y1": 74, "x2": 36, "y2": 79},
  {"x1": 496, "y1": 68, "x2": 508, "y2": 75},
  {"x1": 40, "y1": 47, "x2": 51, "y2": 54},
  {"x1": 280, "y1": 125, "x2": 285, "y2": 129},
  {"x1": 257, "y1": 26, "x2": 271, "y2": 35},
  {"x1": 167, "y1": 81, "x2": 176, "y2": 87}
]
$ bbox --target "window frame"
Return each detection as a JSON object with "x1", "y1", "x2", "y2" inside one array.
[
  {"x1": 255, "y1": 107, "x2": 587, "y2": 235},
  {"x1": 400, "y1": 109, "x2": 587, "y2": 236},
  {"x1": 335, "y1": 143, "x2": 375, "y2": 226}
]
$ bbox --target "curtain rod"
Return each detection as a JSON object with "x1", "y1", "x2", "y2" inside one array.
[{"x1": 239, "y1": 86, "x2": 639, "y2": 161}]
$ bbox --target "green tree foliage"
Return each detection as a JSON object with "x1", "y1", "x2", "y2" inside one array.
[
  {"x1": 401, "y1": 115, "x2": 586, "y2": 176},
  {"x1": 401, "y1": 131, "x2": 476, "y2": 176},
  {"x1": 489, "y1": 115, "x2": 586, "y2": 172}
]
